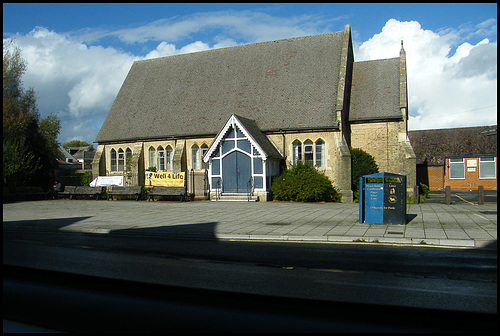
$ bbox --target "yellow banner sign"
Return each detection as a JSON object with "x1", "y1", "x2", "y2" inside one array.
[{"x1": 145, "y1": 171, "x2": 185, "y2": 187}]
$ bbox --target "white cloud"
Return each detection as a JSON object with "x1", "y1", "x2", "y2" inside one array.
[
  {"x1": 3, "y1": 10, "x2": 335, "y2": 145},
  {"x1": 4, "y1": 27, "x2": 139, "y2": 144},
  {"x1": 104, "y1": 10, "x2": 332, "y2": 45},
  {"x1": 355, "y1": 19, "x2": 497, "y2": 130},
  {"x1": 143, "y1": 38, "x2": 241, "y2": 60},
  {"x1": 144, "y1": 40, "x2": 212, "y2": 59},
  {"x1": 3, "y1": 10, "x2": 333, "y2": 145},
  {"x1": 4, "y1": 15, "x2": 497, "y2": 145}
]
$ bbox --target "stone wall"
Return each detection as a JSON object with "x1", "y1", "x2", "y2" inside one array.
[
  {"x1": 350, "y1": 120, "x2": 416, "y2": 193},
  {"x1": 268, "y1": 129, "x2": 352, "y2": 202}
]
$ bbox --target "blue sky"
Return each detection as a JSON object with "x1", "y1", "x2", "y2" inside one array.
[{"x1": 3, "y1": 3, "x2": 497, "y2": 145}]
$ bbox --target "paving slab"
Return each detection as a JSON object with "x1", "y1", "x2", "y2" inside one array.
[{"x1": 3, "y1": 200, "x2": 497, "y2": 248}]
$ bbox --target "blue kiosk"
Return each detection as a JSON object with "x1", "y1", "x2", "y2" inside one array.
[{"x1": 359, "y1": 172, "x2": 407, "y2": 225}]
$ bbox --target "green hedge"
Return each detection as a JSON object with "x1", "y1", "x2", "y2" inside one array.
[{"x1": 271, "y1": 162, "x2": 341, "y2": 202}]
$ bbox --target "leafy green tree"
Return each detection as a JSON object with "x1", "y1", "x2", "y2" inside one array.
[
  {"x1": 271, "y1": 161, "x2": 341, "y2": 202},
  {"x1": 3, "y1": 42, "x2": 61, "y2": 188},
  {"x1": 63, "y1": 139, "x2": 90, "y2": 147},
  {"x1": 3, "y1": 42, "x2": 38, "y2": 140},
  {"x1": 39, "y1": 112, "x2": 62, "y2": 162},
  {"x1": 3, "y1": 137, "x2": 41, "y2": 184},
  {"x1": 351, "y1": 148, "x2": 379, "y2": 193}
]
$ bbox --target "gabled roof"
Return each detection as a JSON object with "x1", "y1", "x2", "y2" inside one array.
[
  {"x1": 58, "y1": 145, "x2": 79, "y2": 163},
  {"x1": 408, "y1": 126, "x2": 498, "y2": 165},
  {"x1": 349, "y1": 57, "x2": 402, "y2": 121},
  {"x1": 96, "y1": 31, "x2": 345, "y2": 143},
  {"x1": 204, "y1": 114, "x2": 282, "y2": 162},
  {"x1": 64, "y1": 145, "x2": 95, "y2": 160}
]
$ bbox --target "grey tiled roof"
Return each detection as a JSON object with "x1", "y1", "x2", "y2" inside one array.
[
  {"x1": 349, "y1": 57, "x2": 402, "y2": 121},
  {"x1": 408, "y1": 126, "x2": 498, "y2": 165},
  {"x1": 96, "y1": 32, "x2": 345, "y2": 143}
]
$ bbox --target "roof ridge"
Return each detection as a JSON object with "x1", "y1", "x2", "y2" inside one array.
[
  {"x1": 136, "y1": 31, "x2": 345, "y2": 63},
  {"x1": 354, "y1": 56, "x2": 399, "y2": 64}
]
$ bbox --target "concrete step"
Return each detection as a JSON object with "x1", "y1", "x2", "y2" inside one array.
[{"x1": 211, "y1": 193, "x2": 259, "y2": 202}]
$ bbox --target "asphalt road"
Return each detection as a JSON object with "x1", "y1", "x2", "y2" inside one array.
[{"x1": 4, "y1": 229, "x2": 497, "y2": 316}]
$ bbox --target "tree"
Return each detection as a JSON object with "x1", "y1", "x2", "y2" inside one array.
[
  {"x1": 351, "y1": 148, "x2": 379, "y2": 193},
  {"x1": 3, "y1": 42, "x2": 38, "y2": 140},
  {"x1": 3, "y1": 41, "x2": 61, "y2": 188},
  {"x1": 3, "y1": 137, "x2": 41, "y2": 182},
  {"x1": 63, "y1": 139, "x2": 90, "y2": 147},
  {"x1": 39, "y1": 112, "x2": 63, "y2": 163}
]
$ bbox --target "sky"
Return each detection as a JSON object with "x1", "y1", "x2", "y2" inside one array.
[{"x1": 3, "y1": 3, "x2": 497, "y2": 146}]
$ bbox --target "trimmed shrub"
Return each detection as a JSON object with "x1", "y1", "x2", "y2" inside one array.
[{"x1": 271, "y1": 162, "x2": 341, "y2": 202}]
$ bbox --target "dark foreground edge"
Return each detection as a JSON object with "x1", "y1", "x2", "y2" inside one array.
[{"x1": 3, "y1": 265, "x2": 497, "y2": 333}]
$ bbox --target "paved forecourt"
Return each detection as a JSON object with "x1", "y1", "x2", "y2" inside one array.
[{"x1": 3, "y1": 200, "x2": 497, "y2": 249}]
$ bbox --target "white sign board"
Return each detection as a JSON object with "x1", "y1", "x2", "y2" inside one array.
[
  {"x1": 89, "y1": 176, "x2": 124, "y2": 187},
  {"x1": 466, "y1": 159, "x2": 478, "y2": 167}
]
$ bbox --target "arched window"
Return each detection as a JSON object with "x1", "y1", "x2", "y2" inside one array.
[
  {"x1": 118, "y1": 149, "x2": 125, "y2": 171},
  {"x1": 158, "y1": 146, "x2": 165, "y2": 171},
  {"x1": 148, "y1": 146, "x2": 156, "y2": 169},
  {"x1": 192, "y1": 145, "x2": 200, "y2": 170},
  {"x1": 201, "y1": 144, "x2": 209, "y2": 170},
  {"x1": 125, "y1": 148, "x2": 132, "y2": 170},
  {"x1": 292, "y1": 140, "x2": 302, "y2": 165},
  {"x1": 110, "y1": 149, "x2": 117, "y2": 172},
  {"x1": 315, "y1": 139, "x2": 325, "y2": 168},
  {"x1": 166, "y1": 146, "x2": 173, "y2": 171},
  {"x1": 304, "y1": 140, "x2": 313, "y2": 165}
]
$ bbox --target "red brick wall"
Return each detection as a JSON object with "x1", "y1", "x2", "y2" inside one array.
[
  {"x1": 427, "y1": 166, "x2": 444, "y2": 191},
  {"x1": 443, "y1": 157, "x2": 497, "y2": 190}
]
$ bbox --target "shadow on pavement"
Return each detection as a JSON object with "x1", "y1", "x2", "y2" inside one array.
[
  {"x1": 3, "y1": 217, "x2": 93, "y2": 232},
  {"x1": 110, "y1": 222, "x2": 218, "y2": 240},
  {"x1": 406, "y1": 213, "x2": 418, "y2": 224}
]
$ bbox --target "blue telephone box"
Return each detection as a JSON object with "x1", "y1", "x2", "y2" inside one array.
[{"x1": 359, "y1": 173, "x2": 407, "y2": 225}]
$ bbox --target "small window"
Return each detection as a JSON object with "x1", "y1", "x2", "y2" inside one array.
[
  {"x1": 192, "y1": 145, "x2": 200, "y2": 170},
  {"x1": 110, "y1": 149, "x2": 117, "y2": 172},
  {"x1": 201, "y1": 144, "x2": 209, "y2": 170},
  {"x1": 158, "y1": 146, "x2": 165, "y2": 171},
  {"x1": 449, "y1": 158, "x2": 465, "y2": 179},
  {"x1": 149, "y1": 147, "x2": 156, "y2": 169},
  {"x1": 118, "y1": 149, "x2": 124, "y2": 171},
  {"x1": 292, "y1": 140, "x2": 302, "y2": 165},
  {"x1": 304, "y1": 140, "x2": 313, "y2": 165},
  {"x1": 166, "y1": 146, "x2": 173, "y2": 171},
  {"x1": 315, "y1": 139, "x2": 325, "y2": 168},
  {"x1": 125, "y1": 148, "x2": 132, "y2": 170},
  {"x1": 479, "y1": 157, "x2": 496, "y2": 179}
]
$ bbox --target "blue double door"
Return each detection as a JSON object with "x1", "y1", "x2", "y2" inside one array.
[{"x1": 222, "y1": 151, "x2": 251, "y2": 193}]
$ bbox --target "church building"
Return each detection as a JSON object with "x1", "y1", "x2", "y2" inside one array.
[{"x1": 93, "y1": 25, "x2": 416, "y2": 202}]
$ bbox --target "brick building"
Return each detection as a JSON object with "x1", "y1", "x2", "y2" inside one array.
[
  {"x1": 93, "y1": 25, "x2": 416, "y2": 202},
  {"x1": 409, "y1": 126, "x2": 497, "y2": 191}
]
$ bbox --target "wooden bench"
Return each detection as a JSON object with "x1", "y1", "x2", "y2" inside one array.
[
  {"x1": 57, "y1": 186, "x2": 76, "y2": 199},
  {"x1": 107, "y1": 186, "x2": 142, "y2": 201},
  {"x1": 63, "y1": 186, "x2": 104, "y2": 200},
  {"x1": 147, "y1": 186, "x2": 187, "y2": 202}
]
